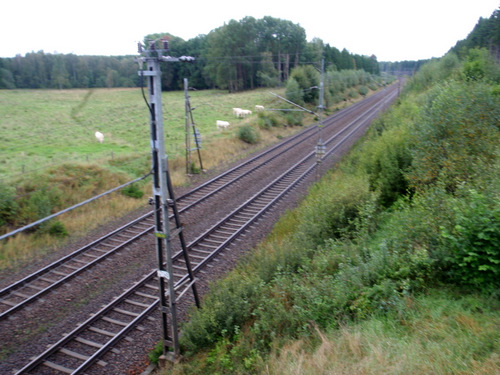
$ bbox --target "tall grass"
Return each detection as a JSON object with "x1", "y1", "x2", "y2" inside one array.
[{"x1": 265, "y1": 291, "x2": 499, "y2": 375}]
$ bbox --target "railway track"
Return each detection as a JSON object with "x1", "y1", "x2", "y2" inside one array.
[{"x1": 5, "y1": 83, "x2": 399, "y2": 374}]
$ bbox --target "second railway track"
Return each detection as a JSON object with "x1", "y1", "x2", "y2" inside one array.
[{"x1": 1, "y1": 83, "x2": 399, "y2": 374}]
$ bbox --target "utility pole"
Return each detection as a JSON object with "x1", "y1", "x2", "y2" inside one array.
[{"x1": 137, "y1": 38, "x2": 198, "y2": 361}]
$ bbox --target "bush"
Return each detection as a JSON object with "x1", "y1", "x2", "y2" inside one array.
[
  {"x1": 357, "y1": 85, "x2": 369, "y2": 96},
  {"x1": 121, "y1": 184, "x2": 144, "y2": 199},
  {"x1": 0, "y1": 183, "x2": 18, "y2": 227},
  {"x1": 237, "y1": 125, "x2": 260, "y2": 144},
  {"x1": 407, "y1": 81, "x2": 500, "y2": 193},
  {"x1": 441, "y1": 189, "x2": 500, "y2": 290},
  {"x1": 47, "y1": 220, "x2": 68, "y2": 237},
  {"x1": 17, "y1": 185, "x2": 62, "y2": 228},
  {"x1": 257, "y1": 111, "x2": 280, "y2": 129}
]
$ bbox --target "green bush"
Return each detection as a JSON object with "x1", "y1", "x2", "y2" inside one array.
[
  {"x1": 357, "y1": 85, "x2": 369, "y2": 96},
  {"x1": 285, "y1": 77, "x2": 303, "y2": 105},
  {"x1": 441, "y1": 189, "x2": 500, "y2": 289},
  {"x1": 256, "y1": 111, "x2": 280, "y2": 129},
  {"x1": 407, "y1": 81, "x2": 500, "y2": 193},
  {"x1": 237, "y1": 125, "x2": 260, "y2": 144},
  {"x1": 284, "y1": 111, "x2": 303, "y2": 126},
  {"x1": 0, "y1": 183, "x2": 18, "y2": 227},
  {"x1": 17, "y1": 185, "x2": 62, "y2": 229},
  {"x1": 121, "y1": 184, "x2": 144, "y2": 199},
  {"x1": 47, "y1": 220, "x2": 68, "y2": 237}
]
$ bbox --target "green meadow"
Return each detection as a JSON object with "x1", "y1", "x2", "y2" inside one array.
[{"x1": 0, "y1": 87, "x2": 290, "y2": 181}]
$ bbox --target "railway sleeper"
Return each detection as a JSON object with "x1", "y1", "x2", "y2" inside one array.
[
  {"x1": 134, "y1": 291, "x2": 157, "y2": 300},
  {"x1": 187, "y1": 253, "x2": 207, "y2": 260},
  {"x1": 0, "y1": 298, "x2": 17, "y2": 306},
  {"x1": 113, "y1": 307, "x2": 140, "y2": 317},
  {"x1": 88, "y1": 326, "x2": 117, "y2": 337},
  {"x1": 9, "y1": 291, "x2": 31, "y2": 299},
  {"x1": 204, "y1": 238, "x2": 224, "y2": 245},
  {"x1": 124, "y1": 299, "x2": 151, "y2": 308},
  {"x1": 37, "y1": 276, "x2": 57, "y2": 284},
  {"x1": 80, "y1": 252, "x2": 99, "y2": 259},
  {"x1": 74, "y1": 336, "x2": 121, "y2": 354},
  {"x1": 42, "y1": 360, "x2": 76, "y2": 374},
  {"x1": 214, "y1": 229, "x2": 235, "y2": 236},
  {"x1": 101, "y1": 316, "x2": 128, "y2": 327},
  {"x1": 194, "y1": 244, "x2": 218, "y2": 251},
  {"x1": 59, "y1": 348, "x2": 108, "y2": 367}
]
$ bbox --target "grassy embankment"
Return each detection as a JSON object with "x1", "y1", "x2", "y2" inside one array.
[{"x1": 157, "y1": 50, "x2": 500, "y2": 374}]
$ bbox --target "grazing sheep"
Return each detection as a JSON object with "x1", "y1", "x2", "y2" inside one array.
[
  {"x1": 216, "y1": 120, "x2": 230, "y2": 129},
  {"x1": 240, "y1": 109, "x2": 252, "y2": 117},
  {"x1": 255, "y1": 105, "x2": 264, "y2": 111},
  {"x1": 95, "y1": 131, "x2": 104, "y2": 143},
  {"x1": 233, "y1": 108, "x2": 243, "y2": 117}
]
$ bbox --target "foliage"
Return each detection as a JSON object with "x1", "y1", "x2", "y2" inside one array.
[
  {"x1": 46, "y1": 220, "x2": 68, "y2": 238},
  {"x1": 406, "y1": 81, "x2": 500, "y2": 193},
  {"x1": 237, "y1": 125, "x2": 260, "y2": 144},
  {"x1": 440, "y1": 188, "x2": 500, "y2": 289},
  {"x1": 0, "y1": 183, "x2": 18, "y2": 228},
  {"x1": 289, "y1": 65, "x2": 320, "y2": 103},
  {"x1": 256, "y1": 111, "x2": 280, "y2": 129},
  {"x1": 462, "y1": 48, "x2": 500, "y2": 82},
  {"x1": 121, "y1": 183, "x2": 144, "y2": 199},
  {"x1": 285, "y1": 77, "x2": 303, "y2": 105},
  {"x1": 451, "y1": 9, "x2": 500, "y2": 59}
]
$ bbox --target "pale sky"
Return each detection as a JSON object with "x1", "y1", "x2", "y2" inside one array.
[{"x1": 1, "y1": 0, "x2": 498, "y2": 62}]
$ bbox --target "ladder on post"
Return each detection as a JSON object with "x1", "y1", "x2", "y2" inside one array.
[{"x1": 137, "y1": 38, "x2": 199, "y2": 361}]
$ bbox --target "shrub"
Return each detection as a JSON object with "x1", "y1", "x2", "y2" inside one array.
[
  {"x1": 284, "y1": 111, "x2": 303, "y2": 126},
  {"x1": 0, "y1": 183, "x2": 18, "y2": 227},
  {"x1": 257, "y1": 111, "x2": 280, "y2": 129},
  {"x1": 121, "y1": 184, "x2": 144, "y2": 199},
  {"x1": 357, "y1": 85, "x2": 369, "y2": 96},
  {"x1": 441, "y1": 189, "x2": 500, "y2": 290},
  {"x1": 407, "y1": 81, "x2": 500, "y2": 193},
  {"x1": 17, "y1": 185, "x2": 62, "y2": 228},
  {"x1": 285, "y1": 77, "x2": 303, "y2": 105},
  {"x1": 348, "y1": 89, "x2": 359, "y2": 99},
  {"x1": 237, "y1": 125, "x2": 260, "y2": 144},
  {"x1": 47, "y1": 220, "x2": 68, "y2": 237}
]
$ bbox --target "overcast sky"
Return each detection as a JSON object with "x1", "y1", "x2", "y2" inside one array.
[{"x1": 1, "y1": 1, "x2": 498, "y2": 61}]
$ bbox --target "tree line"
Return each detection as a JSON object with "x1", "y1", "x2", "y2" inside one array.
[{"x1": 0, "y1": 16, "x2": 380, "y2": 91}]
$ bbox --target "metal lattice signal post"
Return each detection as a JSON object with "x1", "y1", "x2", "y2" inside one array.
[
  {"x1": 184, "y1": 78, "x2": 203, "y2": 175},
  {"x1": 315, "y1": 58, "x2": 326, "y2": 179},
  {"x1": 137, "y1": 39, "x2": 198, "y2": 361}
]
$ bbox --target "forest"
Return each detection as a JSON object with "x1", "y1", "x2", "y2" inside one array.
[{"x1": 0, "y1": 16, "x2": 379, "y2": 91}]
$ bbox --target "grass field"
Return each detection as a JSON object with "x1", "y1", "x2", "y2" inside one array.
[{"x1": 0, "y1": 87, "x2": 297, "y2": 182}]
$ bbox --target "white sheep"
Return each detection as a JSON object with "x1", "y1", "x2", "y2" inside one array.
[
  {"x1": 255, "y1": 105, "x2": 264, "y2": 111},
  {"x1": 233, "y1": 108, "x2": 243, "y2": 117},
  {"x1": 95, "y1": 131, "x2": 104, "y2": 143},
  {"x1": 240, "y1": 109, "x2": 252, "y2": 117},
  {"x1": 216, "y1": 120, "x2": 230, "y2": 130}
]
